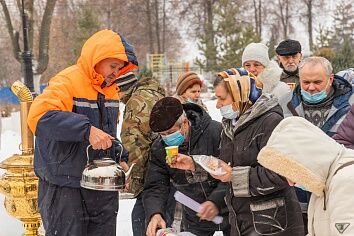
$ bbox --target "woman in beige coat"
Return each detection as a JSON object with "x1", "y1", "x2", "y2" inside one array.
[{"x1": 257, "y1": 116, "x2": 354, "y2": 236}]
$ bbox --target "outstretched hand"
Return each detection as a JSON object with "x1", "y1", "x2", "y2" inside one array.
[{"x1": 169, "y1": 153, "x2": 195, "y2": 171}]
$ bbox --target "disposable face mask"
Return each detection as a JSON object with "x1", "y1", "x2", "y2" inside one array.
[
  {"x1": 186, "y1": 98, "x2": 197, "y2": 104},
  {"x1": 161, "y1": 129, "x2": 185, "y2": 146},
  {"x1": 301, "y1": 90, "x2": 327, "y2": 104},
  {"x1": 301, "y1": 80, "x2": 330, "y2": 104},
  {"x1": 220, "y1": 104, "x2": 239, "y2": 120}
]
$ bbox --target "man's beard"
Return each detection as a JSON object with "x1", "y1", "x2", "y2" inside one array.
[{"x1": 280, "y1": 63, "x2": 299, "y2": 76}]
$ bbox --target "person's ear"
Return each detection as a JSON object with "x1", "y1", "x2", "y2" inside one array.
[
  {"x1": 329, "y1": 74, "x2": 335, "y2": 85},
  {"x1": 182, "y1": 117, "x2": 189, "y2": 130}
]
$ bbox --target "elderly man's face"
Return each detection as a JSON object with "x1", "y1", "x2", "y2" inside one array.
[
  {"x1": 277, "y1": 53, "x2": 302, "y2": 72},
  {"x1": 299, "y1": 63, "x2": 333, "y2": 94}
]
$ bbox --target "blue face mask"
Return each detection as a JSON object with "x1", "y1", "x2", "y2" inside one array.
[
  {"x1": 301, "y1": 90, "x2": 327, "y2": 104},
  {"x1": 300, "y1": 80, "x2": 330, "y2": 104},
  {"x1": 220, "y1": 104, "x2": 239, "y2": 120},
  {"x1": 161, "y1": 129, "x2": 185, "y2": 146}
]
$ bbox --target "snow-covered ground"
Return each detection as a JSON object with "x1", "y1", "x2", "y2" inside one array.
[{"x1": 0, "y1": 99, "x2": 221, "y2": 236}]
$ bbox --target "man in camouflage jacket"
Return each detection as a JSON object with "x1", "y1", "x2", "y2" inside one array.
[{"x1": 117, "y1": 72, "x2": 165, "y2": 236}]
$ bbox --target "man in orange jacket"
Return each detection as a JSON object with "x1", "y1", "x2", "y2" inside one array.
[{"x1": 27, "y1": 29, "x2": 138, "y2": 236}]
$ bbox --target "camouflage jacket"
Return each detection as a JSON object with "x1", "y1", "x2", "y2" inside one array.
[{"x1": 121, "y1": 77, "x2": 165, "y2": 196}]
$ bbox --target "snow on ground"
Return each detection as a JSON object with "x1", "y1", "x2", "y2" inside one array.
[{"x1": 0, "y1": 99, "x2": 221, "y2": 236}]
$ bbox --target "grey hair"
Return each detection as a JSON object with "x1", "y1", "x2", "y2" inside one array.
[
  {"x1": 175, "y1": 111, "x2": 187, "y2": 126},
  {"x1": 298, "y1": 56, "x2": 333, "y2": 76}
]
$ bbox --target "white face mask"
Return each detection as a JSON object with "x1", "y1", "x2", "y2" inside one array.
[
  {"x1": 186, "y1": 98, "x2": 197, "y2": 104},
  {"x1": 220, "y1": 104, "x2": 239, "y2": 120}
]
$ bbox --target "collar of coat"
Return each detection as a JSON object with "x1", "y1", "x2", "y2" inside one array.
[{"x1": 222, "y1": 93, "x2": 279, "y2": 140}]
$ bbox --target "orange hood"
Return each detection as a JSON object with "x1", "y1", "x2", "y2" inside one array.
[{"x1": 77, "y1": 29, "x2": 138, "y2": 93}]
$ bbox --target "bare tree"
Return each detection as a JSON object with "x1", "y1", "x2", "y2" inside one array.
[
  {"x1": 1, "y1": 0, "x2": 57, "y2": 90},
  {"x1": 146, "y1": 0, "x2": 154, "y2": 53},
  {"x1": 154, "y1": 0, "x2": 161, "y2": 53},
  {"x1": 276, "y1": 0, "x2": 292, "y2": 39},
  {"x1": 175, "y1": 0, "x2": 218, "y2": 70},
  {"x1": 253, "y1": 0, "x2": 262, "y2": 37},
  {"x1": 299, "y1": 0, "x2": 324, "y2": 51}
]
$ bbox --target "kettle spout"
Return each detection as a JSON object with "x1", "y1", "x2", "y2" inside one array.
[{"x1": 124, "y1": 163, "x2": 136, "y2": 180}]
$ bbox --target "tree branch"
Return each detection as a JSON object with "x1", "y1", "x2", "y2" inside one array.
[
  {"x1": 36, "y1": 0, "x2": 57, "y2": 74},
  {"x1": 0, "y1": 0, "x2": 21, "y2": 62}
]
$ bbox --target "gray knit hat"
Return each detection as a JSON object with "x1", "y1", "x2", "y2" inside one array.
[{"x1": 242, "y1": 43, "x2": 270, "y2": 67}]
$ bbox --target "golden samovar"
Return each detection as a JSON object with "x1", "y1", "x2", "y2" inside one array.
[{"x1": 0, "y1": 81, "x2": 41, "y2": 236}]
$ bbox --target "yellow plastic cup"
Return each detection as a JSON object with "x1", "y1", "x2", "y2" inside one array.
[
  {"x1": 165, "y1": 146, "x2": 178, "y2": 164},
  {"x1": 287, "y1": 82, "x2": 296, "y2": 91}
]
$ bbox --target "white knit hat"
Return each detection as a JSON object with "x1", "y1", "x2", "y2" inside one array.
[{"x1": 242, "y1": 43, "x2": 270, "y2": 67}]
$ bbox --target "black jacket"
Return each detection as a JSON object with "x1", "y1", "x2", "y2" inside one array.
[
  {"x1": 143, "y1": 103, "x2": 229, "y2": 234},
  {"x1": 220, "y1": 98, "x2": 304, "y2": 235}
]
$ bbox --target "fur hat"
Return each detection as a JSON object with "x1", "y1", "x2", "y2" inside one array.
[
  {"x1": 176, "y1": 72, "x2": 202, "y2": 95},
  {"x1": 276, "y1": 39, "x2": 301, "y2": 56},
  {"x1": 242, "y1": 43, "x2": 270, "y2": 67},
  {"x1": 149, "y1": 97, "x2": 183, "y2": 132}
]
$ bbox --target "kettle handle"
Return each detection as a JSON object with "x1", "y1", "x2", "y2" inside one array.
[
  {"x1": 86, "y1": 144, "x2": 93, "y2": 165},
  {"x1": 112, "y1": 139, "x2": 124, "y2": 163},
  {"x1": 85, "y1": 139, "x2": 124, "y2": 164}
]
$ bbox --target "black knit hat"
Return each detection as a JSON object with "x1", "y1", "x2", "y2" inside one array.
[
  {"x1": 149, "y1": 97, "x2": 183, "y2": 132},
  {"x1": 116, "y1": 72, "x2": 138, "y2": 91},
  {"x1": 276, "y1": 39, "x2": 302, "y2": 56}
]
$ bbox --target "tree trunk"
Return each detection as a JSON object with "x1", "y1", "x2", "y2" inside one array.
[
  {"x1": 146, "y1": 0, "x2": 154, "y2": 53},
  {"x1": 259, "y1": 0, "x2": 262, "y2": 37},
  {"x1": 0, "y1": 0, "x2": 21, "y2": 61},
  {"x1": 162, "y1": 0, "x2": 166, "y2": 52},
  {"x1": 253, "y1": 0, "x2": 262, "y2": 37},
  {"x1": 278, "y1": 0, "x2": 289, "y2": 38},
  {"x1": 36, "y1": 0, "x2": 57, "y2": 74},
  {"x1": 107, "y1": 0, "x2": 111, "y2": 29},
  {"x1": 154, "y1": 0, "x2": 161, "y2": 53},
  {"x1": 205, "y1": 0, "x2": 216, "y2": 70},
  {"x1": 25, "y1": 0, "x2": 34, "y2": 50},
  {"x1": 253, "y1": 0, "x2": 259, "y2": 35},
  {"x1": 307, "y1": 0, "x2": 314, "y2": 51}
]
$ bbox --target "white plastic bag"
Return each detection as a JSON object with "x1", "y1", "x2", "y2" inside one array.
[{"x1": 191, "y1": 155, "x2": 226, "y2": 176}]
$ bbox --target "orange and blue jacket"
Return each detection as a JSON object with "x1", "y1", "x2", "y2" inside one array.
[{"x1": 27, "y1": 29, "x2": 138, "y2": 187}]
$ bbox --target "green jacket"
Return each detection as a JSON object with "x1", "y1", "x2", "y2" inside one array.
[{"x1": 121, "y1": 77, "x2": 165, "y2": 196}]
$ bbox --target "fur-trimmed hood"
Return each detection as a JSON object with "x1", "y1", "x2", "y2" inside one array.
[
  {"x1": 258, "y1": 61, "x2": 290, "y2": 99},
  {"x1": 258, "y1": 61, "x2": 282, "y2": 93},
  {"x1": 258, "y1": 116, "x2": 354, "y2": 197}
]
